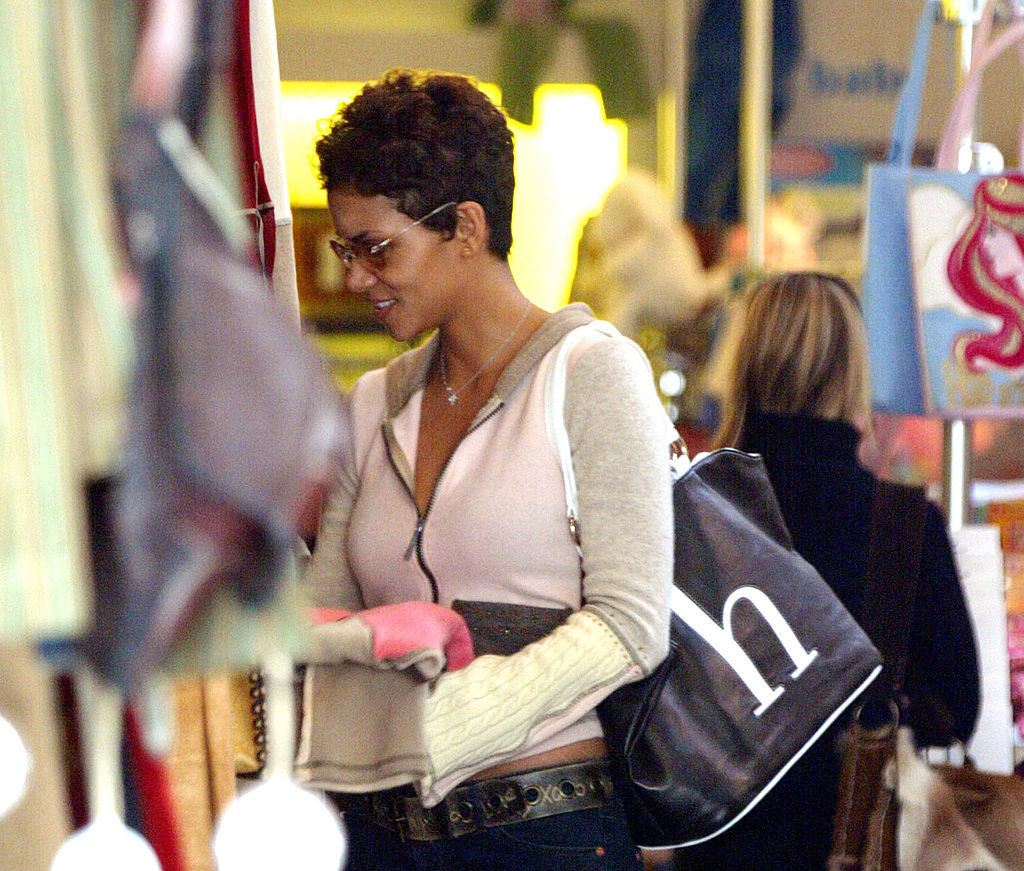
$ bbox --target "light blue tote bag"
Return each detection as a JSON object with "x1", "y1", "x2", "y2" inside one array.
[{"x1": 862, "y1": 0, "x2": 941, "y2": 416}]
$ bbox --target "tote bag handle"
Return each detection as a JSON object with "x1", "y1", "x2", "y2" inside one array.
[
  {"x1": 935, "y1": 0, "x2": 1024, "y2": 169},
  {"x1": 890, "y1": 0, "x2": 942, "y2": 166}
]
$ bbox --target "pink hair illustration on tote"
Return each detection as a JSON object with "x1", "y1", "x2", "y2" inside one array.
[{"x1": 946, "y1": 173, "x2": 1024, "y2": 372}]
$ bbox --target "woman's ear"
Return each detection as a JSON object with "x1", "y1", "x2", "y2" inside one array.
[{"x1": 453, "y1": 201, "x2": 489, "y2": 256}]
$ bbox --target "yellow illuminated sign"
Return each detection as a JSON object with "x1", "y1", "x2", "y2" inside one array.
[{"x1": 280, "y1": 81, "x2": 627, "y2": 310}]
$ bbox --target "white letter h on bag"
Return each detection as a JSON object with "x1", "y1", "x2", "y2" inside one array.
[{"x1": 670, "y1": 586, "x2": 819, "y2": 716}]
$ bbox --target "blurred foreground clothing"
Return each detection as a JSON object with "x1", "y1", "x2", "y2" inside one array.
[
  {"x1": 0, "y1": 644, "x2": 72, "y2": 871},
  {"x1": 0, "y1": 0, "x2": 130, "y2": 641},
  {"x1": 94, "y1": 0, "x2": 349, "y2": 690}
]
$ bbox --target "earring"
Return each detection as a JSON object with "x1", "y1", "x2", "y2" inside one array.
[{"x1": 461, "y1": 247, "x2": 472, "y2": 257}]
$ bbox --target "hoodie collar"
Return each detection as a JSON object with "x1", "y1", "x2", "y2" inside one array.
[{"x1": 381, "y1": 303, "x2": 597, "y2": 419}]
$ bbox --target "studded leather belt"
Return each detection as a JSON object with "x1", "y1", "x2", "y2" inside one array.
[{"x1": 327, "y1": 758, "x2": 615, "y2": 841}]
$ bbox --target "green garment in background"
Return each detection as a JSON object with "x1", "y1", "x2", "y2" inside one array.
[
  {"x1": 0, "y1": 0, "x2": 130, "y2": 641},
  {"x1": 0, "y1": 0, "x2": 309, "y2": 671}
]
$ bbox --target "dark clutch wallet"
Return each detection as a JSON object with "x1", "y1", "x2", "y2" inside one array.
[{"x1": 451, "y1": 600, "x2": 572, "y2": 657}]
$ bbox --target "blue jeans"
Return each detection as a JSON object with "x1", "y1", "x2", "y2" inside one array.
[{"x1": 341, "y1": 794, "x2": 644, "y2": 871}]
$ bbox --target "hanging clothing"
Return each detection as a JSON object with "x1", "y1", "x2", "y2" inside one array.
[
  {"x1": 160, "y1": 678, "x2": 237, "y2": 871},
  {"x1": 130, "y1": 0, "x2": 323, "y2": 684},
  {"x1": 98, "y1": 0, "x2": 349, "y2": 690},
  {"x1": 684, "y1": 0, "x2": 803, "y2": 239},
  {"x1": 0, "y1": 644, "x2": 73, "y2": 871},
  {"x1": 248, "y1": 0, "x2": 300, "y2": 322},
  {"x1": 0, "y1": 0, "x2": 129, "y2": 641}
]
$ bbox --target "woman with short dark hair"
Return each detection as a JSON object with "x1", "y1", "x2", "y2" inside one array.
[{"x1": 297, "y1": 68, "x2": 673, "y2": 871}]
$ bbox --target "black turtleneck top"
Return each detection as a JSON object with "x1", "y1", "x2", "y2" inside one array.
[{"x1": 676, "y1": 410, "x2": 980, "y2": 871}]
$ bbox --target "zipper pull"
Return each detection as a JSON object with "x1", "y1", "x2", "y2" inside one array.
[{"x1": 404, "y1": 515, "x2": 425, "y2": 561}]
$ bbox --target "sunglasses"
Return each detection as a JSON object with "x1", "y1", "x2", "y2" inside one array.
[{"x1": 329, "y1": 201, "x2": 457, "y2": 270}]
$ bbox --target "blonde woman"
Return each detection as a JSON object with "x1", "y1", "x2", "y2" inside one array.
[{"x1": 678, "y1": 272, "x2": 980, "y2": 870}]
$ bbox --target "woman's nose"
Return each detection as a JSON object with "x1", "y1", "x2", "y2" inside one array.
[{"x1": 343, "y1": 258, "x2": 376, "y2": 294}]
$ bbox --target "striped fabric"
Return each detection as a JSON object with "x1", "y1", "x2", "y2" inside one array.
[
  {"x1": 0, "y1": 0, "x2": 129, "y2": 640},
  {"x1": 1, "y1": 0, "x2": 311, "y2": 672}
]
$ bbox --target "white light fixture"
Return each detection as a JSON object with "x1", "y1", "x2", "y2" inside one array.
[
  {"x1": 212, "y1": 648, "x2": 347, "y2": 871},
  {"x1": 212, "y1": 774, "x2": 347, "y2": 871},
  {"x1": 50, "y1": 811, "x2": 161, "y2": 871},
  {"x1": 659, "y1": 369, "x2": 686, "y2": 398},
  {"x1": 0, "y1": 713, "x2": 31, "y2": 820}
]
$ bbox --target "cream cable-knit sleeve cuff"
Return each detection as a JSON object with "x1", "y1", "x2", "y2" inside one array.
[
  {"x1": 309, "y1": 618, "x2": 447, "y2": 680},
  {"x1": 419, "y1": 609, "x2": 638, "y2": 805}
]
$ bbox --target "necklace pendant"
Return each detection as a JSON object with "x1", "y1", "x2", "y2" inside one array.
[{"x1": 445, "y1": 388, "x2": 458, "y2": 405}]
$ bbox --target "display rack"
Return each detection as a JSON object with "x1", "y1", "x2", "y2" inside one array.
[
  {"x1": 939, "y1": 0, "x2": 1024, "y2": 772},
  {"x1": 939, "y1": 0, "x2": 977, "y2": 532}
]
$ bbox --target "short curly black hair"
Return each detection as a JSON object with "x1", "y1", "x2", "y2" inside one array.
[{"x1": 315, "y1": 68, "x2": 516, "y2": 260}]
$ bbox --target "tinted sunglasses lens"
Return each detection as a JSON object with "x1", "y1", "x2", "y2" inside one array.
[
  {"x1": 329, "y1": 238, "x2": 352, "y2": 264},
  {"x1": 329, "y1": 238, "x2": 386, "y2": 269},
  {"x1": 354, "y1": 240, "x2": 387, "y2": 268}
]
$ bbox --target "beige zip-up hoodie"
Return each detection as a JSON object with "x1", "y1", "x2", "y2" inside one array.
[{"x1": 295, "y1": 304, "x2": 672, "y2": 806}]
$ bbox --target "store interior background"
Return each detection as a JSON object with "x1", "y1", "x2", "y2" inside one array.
[
  {"x1": 4, "y1": 3, "x2": 1024, "y2": 868},
  {"x1": 273, "y1": 0, "x2": 676, "y2": 391},
  {"x1": 269, "y1": 0, "x2": 1024, "y2": 390}
]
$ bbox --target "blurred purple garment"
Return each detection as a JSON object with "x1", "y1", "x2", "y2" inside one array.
[{"x1": 91, "y1": 0, "x2": 349, "y2": 690}]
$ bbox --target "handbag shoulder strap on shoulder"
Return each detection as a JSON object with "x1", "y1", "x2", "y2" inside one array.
[
  {"x1": 544, "y1": 320, "x2": 686, "y2": 526},
  {"x1": 543, "y1": 320, "x2": 619, "y2": 529},
  {"x1": 860, "y1": 480, "x2": 929, "y2": 706},
  {"x1": 544, "y1": 319, "x2": 688, "y2": 513}
]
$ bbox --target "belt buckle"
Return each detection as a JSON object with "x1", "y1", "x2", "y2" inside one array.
[
  {"x1": 397, "y1": 794, "x2": 447, "y2": 841},
  {"x1": 389, "y1": 793, "x2": 413, "y2": 843},
  {"x1": 366, "y1": 791, "x2": 409, "y2": 843}
]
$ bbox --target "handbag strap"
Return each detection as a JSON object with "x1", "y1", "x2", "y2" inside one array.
[
  {"x1": 890, "y1": 0, "x2": 941, "y2": 166},
  {"x1": 544, "y1": 319, "x2": 687, "y2": 553},
  {"x1": 934, "y1": 0, "x2": 1024, "y2": 169},
  {"x1": 544, "y1": 320, "x2": 616, "y2": 535},
  {"x1": 859, "y1": 480, "x2": 929, "y2": 712}
]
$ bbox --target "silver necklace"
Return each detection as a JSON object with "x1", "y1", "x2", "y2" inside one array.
[{"x1": 439, "y1": 300, "x2": 532, "y2": 406}]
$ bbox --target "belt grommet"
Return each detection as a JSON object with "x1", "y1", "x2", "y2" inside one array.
[
  {"x1": 523, "y1": 786, "x2": 540, "y2": 805},
  {"x1": 559, "y1": 780, "x2": 575, "y2": 797},
  {"x1": 457, "y1": 800, "x2": 474, "y2": 822}
]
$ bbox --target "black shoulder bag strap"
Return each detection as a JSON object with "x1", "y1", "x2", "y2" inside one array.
[
  {"x1": 828, "y1": 479, "x2": 928, "y2": 871},
  {"x1": 860, "y1": 479, "x2": 929, "y2": 715}
]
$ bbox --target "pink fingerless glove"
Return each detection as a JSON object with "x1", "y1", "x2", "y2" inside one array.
[
  {"x1": 357, "y1": 602, "x2": 474, "y2": 670},
  {"x1": 309, "y1": 602, "x2": 474, "y2": 672}
]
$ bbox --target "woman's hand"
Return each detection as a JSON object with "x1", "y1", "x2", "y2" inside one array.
[
  {"x1": 358, "y1": 602, "x2": 474, "y2": 670},
  {"x1": 308, "y1": 602, "x2": 474, "y2": 677}
]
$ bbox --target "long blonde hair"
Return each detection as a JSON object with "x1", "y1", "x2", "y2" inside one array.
[{"x1": 713, "y1": 271, "x2": 871, "y2": 449}]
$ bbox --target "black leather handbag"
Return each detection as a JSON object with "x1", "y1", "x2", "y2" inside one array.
[{"x1": 547, "y1": 323, "x2": 884, "y2": 850}]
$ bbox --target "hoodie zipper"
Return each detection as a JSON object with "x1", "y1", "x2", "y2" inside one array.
[{"x1": 382, "y1": 398, "x2": 503, "y2": 603}]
